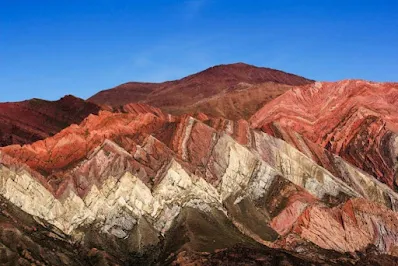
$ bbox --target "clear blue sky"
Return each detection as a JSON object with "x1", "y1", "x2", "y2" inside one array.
[{"x1": 1, "y1": 0, "x2": 397, "y2": 102}]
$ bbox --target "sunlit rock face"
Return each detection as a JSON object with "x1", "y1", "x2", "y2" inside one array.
[
  {"x1": 0, "y1": 101, "x2": 398, "y2": 265},
  {"x1": 251, "y1": 80, "x2": 398, "y2": 192}
]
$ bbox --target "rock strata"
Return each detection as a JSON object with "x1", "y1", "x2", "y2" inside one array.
[
  {"x1": 0, "y1": 106, "x2": 397, "y2": 265},
  {"x1": 251, "y1": 80, "x2": 398, "y2": 192}
]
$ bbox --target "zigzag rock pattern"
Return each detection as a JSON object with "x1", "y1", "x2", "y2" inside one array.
[
  {"x1": 251, "y1": 80, "x2": 398, "y2": 192},
  {"x1": 0, "y1": 104, "x2": 398, "y2": 265}
]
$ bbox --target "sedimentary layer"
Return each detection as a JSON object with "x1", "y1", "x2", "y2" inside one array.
[
  {"x1": 251, "y1": 80, "x2": 398, "y2": 192},
  {"x1": 0, "y1": 106, "x2": 397, "y2": 265}
]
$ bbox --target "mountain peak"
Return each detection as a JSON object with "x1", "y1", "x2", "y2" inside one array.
[{"x1": 88, "y1": 63, "x2": 314, "y2": 118}]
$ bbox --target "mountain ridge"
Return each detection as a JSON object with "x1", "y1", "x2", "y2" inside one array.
[
  {"x1": 1, "y1": 63, "x2": 398, "y2": 265},
  {"x1": 0, "y1": 95, "x2": 101, "y2": 147},
  {"x1": 0, "y1": 106, "x2": 398, "y2": 264},
  {"x1": 88, "y1": 63, "x2": 314, "y2": 119}
]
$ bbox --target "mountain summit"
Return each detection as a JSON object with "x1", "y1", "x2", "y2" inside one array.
[{"x1": 88, "y1": 63, "x2": 314, "y2": 119}]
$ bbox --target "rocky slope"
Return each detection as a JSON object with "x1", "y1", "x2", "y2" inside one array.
[
  {"x1": 88, "y1": 63, "x2": 314, "y2": 119},
  {"x1": 0, "y1": 95, "x2": 101, "y2": 147},
  {"x1": 250, "y1": 80, "x2": 398, "y2": 192},
  {"x1": 0, "y1": 104, "x2": 398, "y2": 265}
]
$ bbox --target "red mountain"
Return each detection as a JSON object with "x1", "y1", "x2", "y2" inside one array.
[{"x1": 88, "y1": 63, "x2": 314, "y2": 119}]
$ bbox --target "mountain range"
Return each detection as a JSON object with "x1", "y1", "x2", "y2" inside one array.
[{"x1": 0, "y1": 63, "x2": 397, "y2": 265}]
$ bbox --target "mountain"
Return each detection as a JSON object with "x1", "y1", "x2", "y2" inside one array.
[
  {"x1": 0, "y1": 95, "x2": 101, "y2": 146},
  {"x1": 88, "y1": 63, "x2": 314, "y2": 119},
  {"x1": 1, "y1": 64, "x2": 398, "y2": 265},
  {"x1": 0, "y1": 104, "x2": 398, "y2": 265}
]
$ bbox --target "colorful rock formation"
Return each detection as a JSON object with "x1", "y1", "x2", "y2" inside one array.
[
  {"x1": 0, "y1": 65, "x2": 398, "y2": 265},
  {"x1": 250, "y1": 80, "x2": 398, "y2": 192},
  {"x1": 0, "y1": 104, "x2": 397, "y2": 265}
]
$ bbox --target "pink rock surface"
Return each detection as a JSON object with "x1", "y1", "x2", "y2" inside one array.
[
  {"x1": 251, "y1": 80, "x2": 398, "y2": 190},
  {"x1": 274, "y1": 198, "x2": 398, "y2": 255}
]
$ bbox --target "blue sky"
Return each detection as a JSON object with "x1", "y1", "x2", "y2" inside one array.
[{"x1": 1, "y1": 0, "x2": 397, "y2": 102}]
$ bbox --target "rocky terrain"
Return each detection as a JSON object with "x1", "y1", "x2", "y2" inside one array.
[
  {"x1": 0, "y1": 95, "x2": 101, "y2": 146},
  {"x1": 250, "y1": 80, "x2": 398, "y2": 192},
  {"x1": 0, "y1": 64, "x2": 397, "y2": 265}
]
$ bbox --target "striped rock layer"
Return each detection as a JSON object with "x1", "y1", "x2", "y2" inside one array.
[
  {"x1": 0, "y1": 105, "x2": 398, "y2": 265},
  {"x1": 251, "y1": 80, "x2": 398, "y2": 192}
]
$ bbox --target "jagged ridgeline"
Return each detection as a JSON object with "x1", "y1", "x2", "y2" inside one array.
[
  {"x1": 0, "y1": 64, "x2": 398, "y2": 265},
  {"x1": 0, "y1": 102, "x2": 398, "y2": 265}
]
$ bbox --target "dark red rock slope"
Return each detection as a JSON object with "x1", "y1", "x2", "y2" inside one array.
[
  {"x1": 0, "y1": 95, "x2": 101, "y2": 146},
  {"x1": 88, "y1": 63, "x2": 314, "y2": 119}
]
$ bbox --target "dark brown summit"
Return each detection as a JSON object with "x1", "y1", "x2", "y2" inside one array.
[{"x1": 88, "y1": 63, "x2": 314, "y2": 119}]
